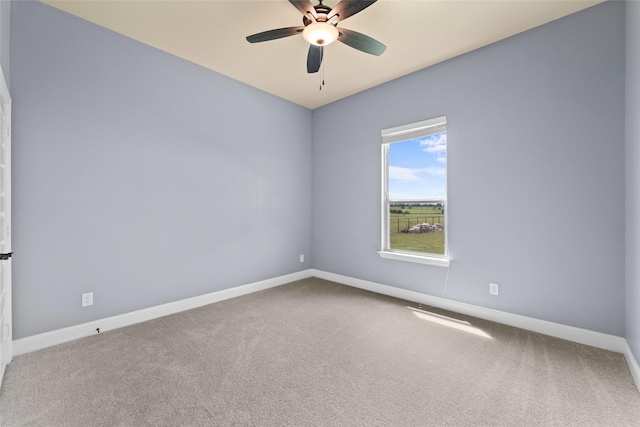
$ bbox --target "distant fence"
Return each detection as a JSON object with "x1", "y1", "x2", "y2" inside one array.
[{"x1": 392, "y1": 217, "x2": 444, "y2": 233}]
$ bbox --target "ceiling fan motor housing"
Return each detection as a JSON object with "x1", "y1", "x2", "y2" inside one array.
[{"x1": 302, "y1": 3, "x2": 333, "y2": 26}]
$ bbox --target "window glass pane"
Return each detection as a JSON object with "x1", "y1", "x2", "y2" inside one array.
[
  {"x1": 388, "y1": 203, "x2": 445, "y2": 255},
  {"x1": 388, "y1": 132, "x2": 446, "y2": 200}
]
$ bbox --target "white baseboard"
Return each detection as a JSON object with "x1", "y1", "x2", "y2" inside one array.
[
  {"x1": 623, "y1": 341, "x2": 640, "y2": 390},
  {"x1": 311, "y1": 269, "x2": 628, "y2": 354},
  {"x1": 12, "y1": 269, "x2": 313, "y2": 356},
  {"x1": 9, "y1": 267, "x2": 640, "y2": 395},
  {"x1": 11, "y1": 267, "x2": 630, "y2": 361}
]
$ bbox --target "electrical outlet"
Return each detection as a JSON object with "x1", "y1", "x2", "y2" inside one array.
[
  {"x1": 300, "y1": 254, "x2": 304, "y2": 263},
  {"x1": 82, "y1": 292, "x2": 93, "y2": 307},
  {"x1": 489, "y1": 283, "x2": 499, "y2": 296}
]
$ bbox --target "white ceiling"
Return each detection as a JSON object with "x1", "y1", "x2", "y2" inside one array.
[{"x1": 43, "y1": 0, "x2": 603, "y2": 109}]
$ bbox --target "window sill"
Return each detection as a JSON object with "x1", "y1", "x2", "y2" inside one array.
[{"x1": 378, "y1": 250, "x2": 450, "y2": 267}]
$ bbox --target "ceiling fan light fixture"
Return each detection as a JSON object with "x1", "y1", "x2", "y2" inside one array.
[{"x1": 302, "y1": 22, "x2": 339, "y2": 46}]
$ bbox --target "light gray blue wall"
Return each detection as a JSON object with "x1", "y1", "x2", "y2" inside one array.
[
  {"x1": 626, "y1": 0, "x2": 640, "y2": 362},
  {"x1": 11, "y1": 1, "x2": 312, "y2": 339},
  {"x1": 0, "y1": 0, "x2": 9, "y2": 88},
  {"x1": 312, "y1": 1, "x2": 625, "y2": 335}
]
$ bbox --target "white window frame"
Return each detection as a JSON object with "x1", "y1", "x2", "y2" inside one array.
[{"x1": 378, "y1": 116, "x2": 450, "y2": 267}]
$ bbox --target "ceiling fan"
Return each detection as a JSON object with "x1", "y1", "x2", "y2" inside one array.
[{"x1": 246, "y1": 0, "x2": 386, "y2": 74}]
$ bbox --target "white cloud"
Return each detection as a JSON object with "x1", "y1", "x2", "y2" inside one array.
[
  {"x1": 389, "y1": 166, "x2": 423, "y2": 182},
  {"x1": 424, "y1": 167, "x2": 446, "y2": 176},
  {"x1": 420, "y1": 133, "x2": 447, "y2": 157},
  {"x1": 389, "y1": 166, "x2": 445, "y2": 181},
  {"x1": 423, "y1": 145, "x2": 446, "y2": 154}
]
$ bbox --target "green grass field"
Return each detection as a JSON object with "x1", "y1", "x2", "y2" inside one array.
[{"x1": 389, "y1": 205, "x2": 445, "y2": 255}]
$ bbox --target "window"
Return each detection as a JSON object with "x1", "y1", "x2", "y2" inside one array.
[{"x1": 379, "y1": 116, "x2": 449, "y2": 267}]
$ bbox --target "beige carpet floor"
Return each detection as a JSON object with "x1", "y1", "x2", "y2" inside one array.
[{"x1": 1, "y1": 277, "x2": 639, "y2": 426}]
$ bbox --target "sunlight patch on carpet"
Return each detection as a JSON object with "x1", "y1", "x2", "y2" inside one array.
[{"x1": 408, "y1": 307, "x2": 493, "y2": 339}]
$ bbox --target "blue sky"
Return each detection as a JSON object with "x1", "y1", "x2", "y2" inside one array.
[{"x1": 388, "y1": 132, "x2": 446, "y2": 200}]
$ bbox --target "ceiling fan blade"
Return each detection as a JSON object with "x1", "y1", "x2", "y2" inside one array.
[
  {"x1": 307, "y1": 45, "x2": 323, "y2": 73},
  {"x1": 328, "y1": 0, "x2": 377, "y2": 22},
  {"x1": 246, "y1": 27, "x2": 305, "y2": 43},
  {"x1": 338, "y1": 27, "x2": 386, "y2": 56},
  {"x1": 289, "y1": 0, "x2": 317, "y2": 20}
]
